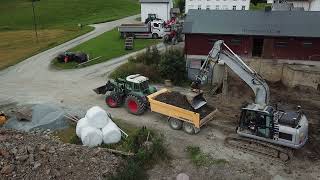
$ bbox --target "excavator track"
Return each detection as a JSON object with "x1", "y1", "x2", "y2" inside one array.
[{"x1": 225, "y1": 135, "x2": 294, "y2": 163}]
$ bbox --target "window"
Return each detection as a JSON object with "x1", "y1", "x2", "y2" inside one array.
[
  {"x1": 242, "y1": 6, "x2": 246, "y2": 10},
  {"x1": 279, "y1": 132, "x2": 293, "y2": 141},
  {"x1": 188, "y1": 5, "x2": 194, "y2": 9},
  {"x1": 206, "y1": 5, "x2": 210, "y2": 9},
  {"x1": 230, "y1": 38, "x2": 241, "y2": 45},
  {"x1": 275, "y1": 41, "x2": 288, "y2": 48},
  {"x1": 198, "y1": 5, "x2": 201, "y2": 9},
  {"x1": 223, "y1": 5, "x2": 228, "y2": 9},
  {"x1": 232, "y1": 6, "x2": 236, "y2": 10},
  {"x1": 208, "y1": 38, "x2": 218, "y2": 45},
  {"x1": 302, "y1": 42, "x2": 312, "y2": 48},
  {"x1": 216, "y1": 5, "x2": 220, "y2": 9}
]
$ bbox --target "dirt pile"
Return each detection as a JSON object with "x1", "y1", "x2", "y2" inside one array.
[
  {"x1": 155, "y1": 91, "x2": 193, "y2": 111},
  {"x1": 155, "y1": 91, "x2": 215, "y2": 118},
  {"x1": 0, "y1": 129, "x2": 122, "y2": 180}
]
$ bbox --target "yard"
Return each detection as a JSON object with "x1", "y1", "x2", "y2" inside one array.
[
  {"x1": 0, "y1": 0, "x2": 140, "y2": 70},
  {"x1": 52, "y1": 29, "x2": 159, "y2": 69}
]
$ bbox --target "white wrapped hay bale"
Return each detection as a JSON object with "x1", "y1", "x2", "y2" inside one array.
[
  {"x1": 102, "y1": 121, "x2": 121, "y2": 144},
  {"x1": 81, "y1": 126, "x2": 103, "y2": 147},
  {"x1": 85, "y1": 106, "x2": 110, "y2": 128},
  {"x1": 76, "y1": 117, "x2": 89, "y2": 138}
]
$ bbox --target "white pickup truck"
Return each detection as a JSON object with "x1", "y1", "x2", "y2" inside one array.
[{"x1": 118, "y1": 20, "x2": 166, "y2": 39}]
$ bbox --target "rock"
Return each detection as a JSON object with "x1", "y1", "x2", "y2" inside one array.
[
  {"x1": 16, "y1": 155, "x2": 29, "y2": 161},
  {"x1": 177, "y1": 173, "x2": 189, "y2": 180},
  {"x1": 29, "y1": 154, "x2": 34, "y2": 164},
  {"x1": 46, "y1": 169, "x2": 51, "y2": 175},
  {"x1": 39, "y1": 144, "x2": 46, "y2": 151},
  {"x1": 27, "y1": 146, "x2": 35, "y2": 153},
  {"x1": 33, "y1": 162, "x2": 41, "y2": 170},
  {"x1": 48, "y1": 147, "x2": 56, "y2": 154},
  {"x1": 1, "y1": 165, "x2": 14, "y2": 175},
  {"x1": 0, "y1": 149, "x2": 10, "y2": 158},
  {"x1": 11, "y1": 148, "x2": 18, "y2": 155}
]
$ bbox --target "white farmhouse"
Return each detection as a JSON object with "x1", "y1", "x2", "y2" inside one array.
[
  {"x1": 185, "y1": 0, "x2": 250, "y2": 13},
  {"x1": 140, "y1": 0, "x2": 173, "y2": 22},
  {"x1": 267, "y1": 0, "x2": 320, "y2": 11}
]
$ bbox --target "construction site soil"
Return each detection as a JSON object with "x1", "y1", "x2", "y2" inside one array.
[
  {"x1": 0, "y1": 129, "x2": 122, "y2": 180},
  {"x1": 213, "y1": 73, "x2": 320, "y2": 161},
  {"x1": 154, "y1": 91, "x2": 214, "y2": 118}
]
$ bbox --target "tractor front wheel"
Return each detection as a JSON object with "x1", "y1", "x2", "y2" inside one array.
[
  {"x1": 105, "y1": 92, "x2": 122, "y2": 108},
  {"x1": 125, "y1": 94, "x2": 147, "y2": 115}
]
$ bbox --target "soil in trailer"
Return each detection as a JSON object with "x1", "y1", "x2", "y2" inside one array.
[{"x1": 155, "y1": 91, "x2": 215, "y2": 118}]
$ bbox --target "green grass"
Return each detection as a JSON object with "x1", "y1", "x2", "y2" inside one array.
[
  {"x1": 0, "y1": 0, "x2": 139, "y2": 69},
  {"x1": 52, "y1": 29, "x2": 159, "y2": 69},
  {"x1": 250, "y1": 3, "x2": 269, "y2": 10},
  {"x1": 186, "y1": 146, "x2": 228, "y2": 167},
  {"x1": 0, "y1": 0, "x2": 140, "y2": 30}
]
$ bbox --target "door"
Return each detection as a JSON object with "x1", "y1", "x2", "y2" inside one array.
[{"x1": 252, "y1": 38, "x2": 264, "y2": 57}]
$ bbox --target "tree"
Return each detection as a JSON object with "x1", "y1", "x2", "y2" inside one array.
[
  {"x1": 176, "y1": 0, "x2": 185, "y2": 13},
  {"x1": 158, "y1": 48, "x2": 186, "y2": 84}
]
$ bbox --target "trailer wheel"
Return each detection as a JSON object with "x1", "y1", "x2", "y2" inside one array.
[
  {"x1": 125, "y1": 94, "x2": 147, "y2": 115},
  {"x1": 152, "y1": 33, "x2": 159, "y2": 39},
  {"x1": 169, "y1": 118, "x2": 183, "y2": 130},
  {"x1": 105, "y1": 92, "x2": 122, "y2": 108},
  {"x1": 182, "y1": 122, "x2": 196, "y2": 135},
  {"x1": 279, "y1": 152, "x2": 289, "y2": 161}
]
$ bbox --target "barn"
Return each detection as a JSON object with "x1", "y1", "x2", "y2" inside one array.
[
  {"x1": 183, "y1": 9, "x2": 320, "y2": 80},
  {"x1": 140, "y1": 0, "x2": 173, "y2": 23}
]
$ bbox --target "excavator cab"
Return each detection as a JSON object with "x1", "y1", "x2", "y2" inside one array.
[{"x1": 238, "y1": 109, "x2": 274, "y2": 139}]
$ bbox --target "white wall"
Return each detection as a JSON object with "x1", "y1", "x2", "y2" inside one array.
[
  {"x1": 310, "y1": 0, "x2": 320, "y2": 10},
  {"x1": 185, "y1": 0, "x2": 251, "y2": 13},
  {"x1": 292, "y1": 1, "x2": 310, "y2": 10},
  {"x1": 268, "y1": 0, "x2": 320, "y2": 11},
  {"x1": 141, "y1": 3, "x2": 171, "y2": 22}
]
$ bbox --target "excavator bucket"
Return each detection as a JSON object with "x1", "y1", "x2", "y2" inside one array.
[{"x1": 185, "y1": 92, "x2": 207, "y2": 110}]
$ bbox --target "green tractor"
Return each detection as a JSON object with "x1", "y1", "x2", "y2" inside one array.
[{"x1": 93, "y1": 74, "x2": 157, "y2": 115}]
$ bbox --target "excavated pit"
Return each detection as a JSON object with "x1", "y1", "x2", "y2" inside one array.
[{"x1": 155, "y1": 91, "x2": 214, "y2": 118}]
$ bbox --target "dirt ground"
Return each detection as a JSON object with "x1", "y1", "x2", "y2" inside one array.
[{"x1": 1, "y1": 76, "x2": 320, "y2": 179}]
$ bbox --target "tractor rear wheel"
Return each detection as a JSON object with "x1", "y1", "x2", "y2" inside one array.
[
  {"x1": 105, "y1": 92, "x2": 122, "y2": 108},
  {"x1": 125, "y1": 94, "x2": 147, "y2": 115}
]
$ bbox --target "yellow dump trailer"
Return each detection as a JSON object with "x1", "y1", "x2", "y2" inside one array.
[{"x1": 147, "y1": 88, "x2": 217, "y2": 134}]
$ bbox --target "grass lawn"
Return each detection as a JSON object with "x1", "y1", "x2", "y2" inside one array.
[
  {"x1": 52, "y1": 29, "x2": 159, "y2": 69},
  {"x1": 0, "y1": 0, "x2": 140, "y2": 70},
  {"x1": 0, "y1": 27, "x2": 93, "y2": 69}
]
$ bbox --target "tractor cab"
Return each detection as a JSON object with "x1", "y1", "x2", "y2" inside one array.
[{"x1": 125, "y1": 74, "x2": 157, "y2": 95}]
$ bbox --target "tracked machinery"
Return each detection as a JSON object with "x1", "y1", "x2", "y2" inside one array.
[{"x1": 192, "y1": 40, "x2": 309, "y2": 162}]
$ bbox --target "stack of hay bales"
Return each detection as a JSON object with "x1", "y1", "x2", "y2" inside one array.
[{"x1": 76, "y1": 106, "x2": 121, "y2": 147}]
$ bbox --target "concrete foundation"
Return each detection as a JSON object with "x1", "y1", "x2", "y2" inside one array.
[{"x1": 186, "y1": 55, "x2": 320, "y2": 90}]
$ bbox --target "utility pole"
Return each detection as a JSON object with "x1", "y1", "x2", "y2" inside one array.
[{"x1": 32, "y1": 0, "x2": 39, "y2": 43}]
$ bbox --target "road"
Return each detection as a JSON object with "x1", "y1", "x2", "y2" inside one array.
[{"x1": 1, "y1": 15, "x2": 319, "y2": 180}]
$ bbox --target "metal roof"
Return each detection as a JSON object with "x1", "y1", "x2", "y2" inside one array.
[
  {"x1": 140, "y1": 0, "x2": 170, "y2": 3},
  {"x1": 183, "y1": 10, "x2": 320, "y2": 38}
]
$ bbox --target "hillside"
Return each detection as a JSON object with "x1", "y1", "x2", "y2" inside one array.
[{"x1": 0, "y1": 0, "x2": 140, "y2": 69}]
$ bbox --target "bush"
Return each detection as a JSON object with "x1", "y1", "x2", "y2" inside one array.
[
  {"x1": 109, "y1": 127, "x2": 169, "y2": 180},
  {"x1": 158, "y1": 48, "x2": 187, "y2": 84}
]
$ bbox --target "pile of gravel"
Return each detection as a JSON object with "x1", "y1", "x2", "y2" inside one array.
[{"x1": 0, "y1": 129, "x2": 122, "y2": 180}]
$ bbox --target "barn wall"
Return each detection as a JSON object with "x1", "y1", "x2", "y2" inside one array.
[{"x1": 185, "y1": 34, "x2": 320, "y2": 61}]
